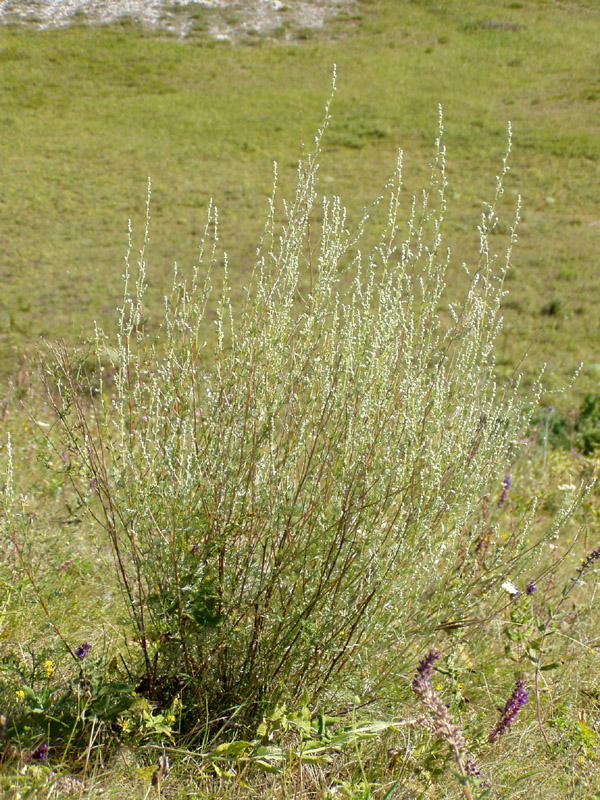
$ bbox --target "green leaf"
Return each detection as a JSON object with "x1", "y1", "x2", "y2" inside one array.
[
  {"x1": 22, "y1": 685, "x2": 43, "y2": 705},
  {"x1": 510, "y1": 770, "x2": 544, "y2": 788},
  {"x1": 253, "y1": 760, "x2": 282, "y2": 774},
  {"x1": 525, "y1": 649, "x2": 538, "y2": 663},
  {"x1": 298, "y1": 687, "x2": 310, "y2": 707},
  {"x1": 99, "y1": 681, "x2": 135, "y2": 694},
  {"x1": 354, "y1": 720, "x2": 399, "y2": 734},
  {"x1": 212, "y1": 762, "x2": 237, "y2": 779},
  {"x1": 327, "y1": 731, "x2": 357, "y2": 748},
  {"x1": 253, "y1": 745, "x2": 290, "y2": 761},
  {"x1": 268, "y1": 704, "x2": 286, "y2": 723},
  {"x1": 382, "y1": 781, "x2": 399, "y2": 800},
  {"x1": 317, "y1": 711, "x2": 335, "y2": 738},
  {"x1": 540, "y1": 661, "x2": 561, "y2": 671},
  {"x1": 210, "y1": 740, "x2": 252, "y2": 757},
  {"x1": 298, "y1": 752, "x2": 324, "y2": 764}
]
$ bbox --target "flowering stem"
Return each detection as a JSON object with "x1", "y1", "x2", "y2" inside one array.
[
  {"x1": 457, "y1": 768, "x2": 475, "y2": 800},
  {"x1": 413, "y1": 650, "x2": 482, "y2": 799},
  {"x1": 534, "y1": 659, "x2": 551, "y2": 748},
  {"x1": 534, "y1": 545, "x2": 600, "y2": 748}
]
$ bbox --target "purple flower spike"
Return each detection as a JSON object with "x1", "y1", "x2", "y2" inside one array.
[
  {"x1": 413, "y1": 649, "x2": 441, "y2": 693},
  {"x1": 488, "y1": 679, "x2": 528, "y2": 742},
  {"x1": 413, "y1": 650, "x2": 484, "y2": 785},
  {"x1": 31, "y1": 743, "x2": 49, "y2": 761},
  {"x1": 498, "y1": 474, "x2": 511, "y2": 507},
  {"x1": 577, "y1": 547, "x2": 600, "y2": 579},
  {"x1": 75, "y1": 642, "x2": 91, "y2": 659},
  {"x1": 526, "y1": 581, "x2": 537, "y2": 595}
]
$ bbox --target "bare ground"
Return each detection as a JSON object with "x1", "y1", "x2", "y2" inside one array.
[{"x1": 0, "y1": 0, "x2": 358, "y2": 42}]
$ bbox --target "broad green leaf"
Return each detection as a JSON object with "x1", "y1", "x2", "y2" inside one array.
[{"x1": 210, "y1": 740, "x2": 252, "y2": 757}]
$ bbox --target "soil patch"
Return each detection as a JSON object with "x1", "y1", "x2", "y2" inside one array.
[{"x1": 0, "y1": 0, "x2": 359, "y2": 42}]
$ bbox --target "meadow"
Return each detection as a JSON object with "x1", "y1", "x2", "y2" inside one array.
[{"x1": 1, "y1": 1, "x2": 600, "y2": 797}]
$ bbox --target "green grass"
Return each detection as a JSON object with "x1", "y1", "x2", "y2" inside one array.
[{"x1": 0, "y1": 0, "x2": 599, "y2": 404}]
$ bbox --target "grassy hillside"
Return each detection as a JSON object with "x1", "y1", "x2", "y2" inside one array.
[{"x1": 0, "y1": 0, "x2": 599, "y2": 403}]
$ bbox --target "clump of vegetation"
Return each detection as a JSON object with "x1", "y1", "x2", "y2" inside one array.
[
  {"x1": 1, "y1": 91, "x2": 599, "y2": 798},
  {"x1": 9, "y1": 97, "x2": 536, "y2": 709}
]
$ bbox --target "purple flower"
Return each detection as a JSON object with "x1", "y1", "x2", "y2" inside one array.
[
  {"x1": 75, "y1": 642, "x2": 91, "y2": 659},
  {"x1": 526, "y1": 580, "x2": 537, "y2": 595},
  {"x1": 31, "y1": 743, "x2": 49, "y2": 761},
  {"x1": 413, "y1": 649, "x2": 441, "y2": 693},
  {"x1": 576, "y1": 547, "x2": 600, "y2": 579},
  {"x1": 488, "y1": 679, "x2": 528, "y2": 742},
  {"x1": 498, "y1": 474, "x2": 511, "y2": 507},
  {"x1": 413, "y1": 651, "x2": 484, "y2": 784},
  {"x1": 464, "y1": 757, "x2": 483, "y2": 780}
]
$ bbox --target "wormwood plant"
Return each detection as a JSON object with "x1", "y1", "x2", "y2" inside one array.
[{"x1": 6, "y1": 90, "x2": 577, "y2": 724}]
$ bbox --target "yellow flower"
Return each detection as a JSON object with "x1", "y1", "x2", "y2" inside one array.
[
  {"x1": 167, "y1": 714, "x2": 176, "y2": 724},
  {"x1": 44, "y1": 660, "x2": 54, "y2": 678},
  {"x1": 15, "y1": 689, "x2": 25, "y2": 700}
]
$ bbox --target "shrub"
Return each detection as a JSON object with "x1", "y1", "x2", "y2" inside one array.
[{"x1": 6, "y1": 94, "x2": 571, "y2": 725}]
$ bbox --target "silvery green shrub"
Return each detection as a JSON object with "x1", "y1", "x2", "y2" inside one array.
[{"x1": 30, "y1": 98, "x2": 575, "y2": 715}]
